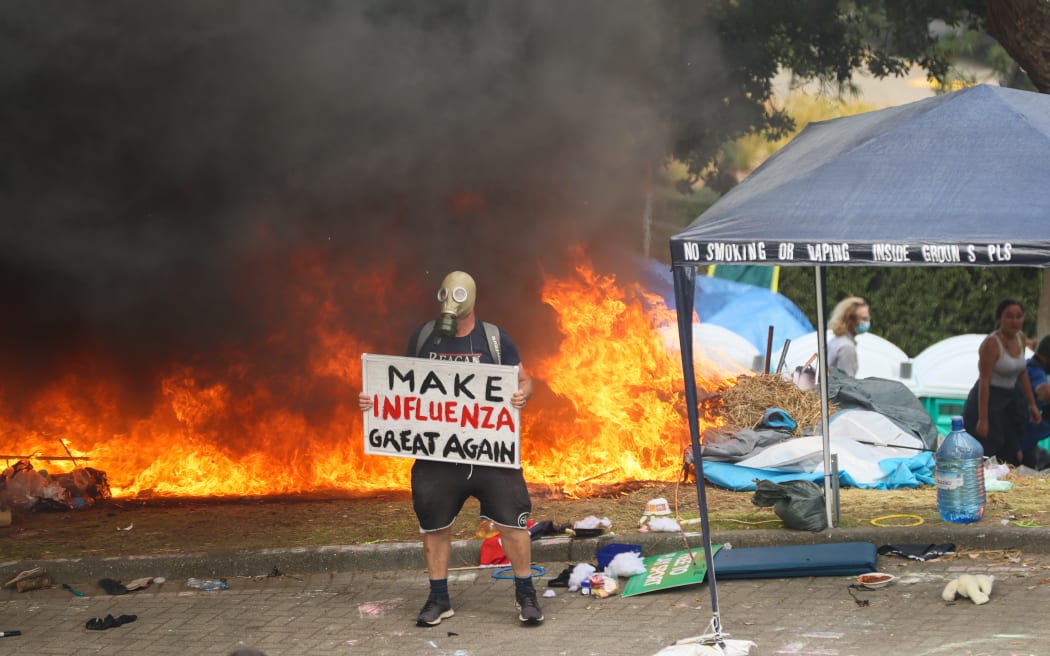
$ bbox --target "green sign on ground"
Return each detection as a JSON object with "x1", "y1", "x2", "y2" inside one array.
[{"x1": 621, "y1": 545, "x2": 722, "y2": 597}]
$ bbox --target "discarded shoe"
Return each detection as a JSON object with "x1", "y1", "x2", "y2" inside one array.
[
  {"x1": 416, "y1": 595, "x2": 454, "y2": 627},
  {"x1": 124, "y1": 577, "x2": 153, "y2": 591},
  {"x1": 85, "y1": 614, "x2": 137, "y2": 630},
  {"x1": 547, "y1": 567, "x2": 571, "y2": 588},
  {"x1": 515, "y1": 588, "x2": 544, "y2": 625},
  {"x1": 14, "y1": 575, "x2": 52, "y2": 593},
  {"x1": 4, "y1": 567, "x2": 44, "y2": 589},
  {"x1": 98, "y1": 578, "x2": 128, "y2": 595},
  {"x1": 85, "y1": 615, "x2": 117, "y2": 631}
]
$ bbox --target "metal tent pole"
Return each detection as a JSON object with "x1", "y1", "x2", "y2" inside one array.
[
  {"x1": 672, "y1": 265, "x2": 725, "y2": 638},
  {"x1": 813, "y1": 265, "x2": 836, "y2": 527}
]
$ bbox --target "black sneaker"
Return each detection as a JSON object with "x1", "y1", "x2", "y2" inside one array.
[
  {"x1": 515, "y1": 587, "x2": 544, "y2": 625},
  {"x1": 416, "y1": 595, "x2": 454, "y2": 627}
]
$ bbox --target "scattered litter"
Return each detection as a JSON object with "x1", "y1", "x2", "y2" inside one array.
[
  {"x1": 639, "y1": 498, "x2": 675, "y2": 530},
  {"x1": 567, "y1": 563, "x2": 596, "y2": 592},
  {"x1": 573, "y1": 516, "x2": 611, "y2": 530},
  {"x1": 985, "y1": 460, "x2": 1010, "y2": 480},
  {"x1": 542, "y1": 589, "x2": 556, "y2": 598},
  {"x1": 241, "y1": 566, "x2": 303, "y2": 583},
  {"x1": 0, "y1": 630, "x2": 21, "y2": 638},
  {"x1": 62, "y1": 584, "x2": 85, "y2": 597},
  {"x1": 986, "y1": 478, "x2": 1012, "y2": 492},
  {"x1": 645, "y1": 498, "x2": 672, "y2": 516},
  {"x1": 4, "y1": 567, "x2": 51, "y2": 592},
  {"x1": 546, "y1": 567, "x2": 571, "y2": 588},
  {"x1": 869, "y1": 514, "x2": 923, "y2": 527},
  {"x1": 589, "y1": 573, "x2": 618, "y2": 598},
  {"x1": 85, "y1": 614, "x2": 137, "y2": 631},
  {"x1": 751, "y1": 478, "x2": 828, "y2": 532},
  {"x1": 570, "y1": 515, "x2": 611, "y2": 538},
  {"x1": 0, "y1": 460, "x2": 110, "y2": 512},
  {"x1": 846, "y1": 585, "x2": 870, "y2": 607},
  {"x1": 942, "y1": 574, "x2": 994, "y2": 605},
  {"x1": 124, "y1": 577, "x2": 154, "y2": 591},
  {"x1": 117, "y1": 523, "x2": 134, "y2": 531},
  {"x1": 606, "y1": 551, "x2": 647, "y2": 578},
  {"x1": 186, "y1": 577, "x2": 228, "y2": 591},
  {"x1": 98, "y1": 578, "x2": 129, "y2": 595},
  {"x1": 653, "y1": 636, "x2": 756, "y2": 655},
  {"x1": 855, "y1": 573, "x2": 895, "y2": 589},
  {"x1": 4, "y1": 567, "x2": 44, "y2": 588},
  {"x1": 877, "y1": 543, "x2": 955, "y2": 561},
  {"x1": 646, "y1": 516, "x2": 682, "y2": 533}
]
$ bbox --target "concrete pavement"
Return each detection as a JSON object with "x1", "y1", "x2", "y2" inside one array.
[{"x1": 4, "y1": 523, "x2": 1050, "y2": 655}]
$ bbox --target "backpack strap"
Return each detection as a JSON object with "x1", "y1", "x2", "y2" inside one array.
[
  {"x1": 482, "y1": 321, "x2": 502, "y2": 365},
  {"x1": 415, "y1": 320, "x2": 437, "y2": 357},
  {"x1": 416, "y1": 319, "x2": 502, "y2": 365}
]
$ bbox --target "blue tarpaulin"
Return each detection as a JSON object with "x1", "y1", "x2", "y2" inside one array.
[
  {"x1": 701, "y1": 452, "x2": 935, "y2": 492},
  {"x1": 644, "y1": 258, "x2": 813, "y2": 353}
]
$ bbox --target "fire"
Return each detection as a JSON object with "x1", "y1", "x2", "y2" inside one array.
[
  {"x1": 0, "y1": 255, "x2": 734, "y2": 501},
  {"x1": 526, "y1": 261, "x2": 729, "y2": 495}
]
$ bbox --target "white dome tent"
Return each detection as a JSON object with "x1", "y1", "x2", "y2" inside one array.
[
  {"x1": 658, "y1": 322, "x2": 761, "y2": 377},
  {"x1": 771, "y1": 330, "x2": 913, "y2": 387},
  {"x1": 689, "y1": 323, "x2": 762, "y2": 375}
]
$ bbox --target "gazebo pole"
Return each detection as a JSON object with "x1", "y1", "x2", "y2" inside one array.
[
  {"x1": 672, "y1": 265, "x2": 725, "y2": 639},
  {"x1": 814, "y1": 265, "x2": 836, "y2": 527}
]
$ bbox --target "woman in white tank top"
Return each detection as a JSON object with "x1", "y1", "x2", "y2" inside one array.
[{"x1": 962, "y1": 298, "x2": 1042, "y2": 465}]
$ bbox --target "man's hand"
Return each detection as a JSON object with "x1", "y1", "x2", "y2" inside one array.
[
  {"x1": 511, "y1": 389, "x2": 528, "y2": 409},
  {"x1": 358, "y1": 392, "x2": 372, "y2": 411}
]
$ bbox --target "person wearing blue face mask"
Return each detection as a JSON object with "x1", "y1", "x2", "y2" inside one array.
[{"x1": 827, "y1": 296, "x2": 870, "y2": 377}]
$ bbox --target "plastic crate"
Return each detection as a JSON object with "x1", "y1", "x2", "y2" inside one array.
[{"x1": 921, "y1": 396, "x2": 966, "y2": 438}]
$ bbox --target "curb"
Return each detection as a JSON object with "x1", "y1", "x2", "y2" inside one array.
[{"x1": 5, "y1": 524, "x2": 1049, "y2": 584}]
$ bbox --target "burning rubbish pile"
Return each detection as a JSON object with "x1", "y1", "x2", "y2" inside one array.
[
  {"x1": 1, "y1": 262, "x2": 740, "y2": 503},
  {"x1": 0, "y1": 460, "x2": 110, "y2": 512}
]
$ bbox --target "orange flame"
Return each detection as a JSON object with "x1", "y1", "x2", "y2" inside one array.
[{"x1": 0, "y1": 255, "x2": 734, "y2": 500}]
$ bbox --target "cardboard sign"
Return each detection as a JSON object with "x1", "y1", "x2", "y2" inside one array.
[
  {"x1": 621, "y1": 545, "x2": 722, "y2": 597},
  {"x1": 361, "y1": 354, "x2": 521, "y2": 468}
]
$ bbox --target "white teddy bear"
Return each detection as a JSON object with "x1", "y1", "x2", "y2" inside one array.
[{"x1": 941, "y1": 574, "x2": 995, "y2": 605}]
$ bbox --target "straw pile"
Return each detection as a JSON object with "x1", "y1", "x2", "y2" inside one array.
[{"x1": 712, "y1": 374, "x2": 832, "y2": 436}]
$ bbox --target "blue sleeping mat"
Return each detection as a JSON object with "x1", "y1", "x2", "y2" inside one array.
[{"x1": 711, "y1": 541, "x2": 877, "y2": 579}]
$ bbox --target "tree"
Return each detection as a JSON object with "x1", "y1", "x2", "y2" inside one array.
[
  {"x1": 986, "y1": 0, "x2": 1050, "y2": 93},
  {"x1": 666, "y1": 1, "x2": 1050, "y2": 339}
]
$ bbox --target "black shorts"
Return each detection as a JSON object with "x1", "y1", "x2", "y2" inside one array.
[{"x1": 411, "y1": 459, "x2": 532, "y2": 532}]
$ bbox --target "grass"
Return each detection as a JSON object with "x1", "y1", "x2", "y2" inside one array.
[{"x1": 3, "y1": 475, "x2": 1049, "y2": 563}]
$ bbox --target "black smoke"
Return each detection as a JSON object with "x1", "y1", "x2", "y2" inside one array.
[{"x1": 0, "y1": 1, "x2": 727, "y2": 414}]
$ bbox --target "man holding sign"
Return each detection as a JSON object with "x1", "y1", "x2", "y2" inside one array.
[{"x1": 358, "y1": 271, "x2": 542, "y2": 627}]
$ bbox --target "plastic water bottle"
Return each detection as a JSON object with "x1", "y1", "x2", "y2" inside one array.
[{"x1": 936, "y1": 416, "x2": 986, "y2": 524}]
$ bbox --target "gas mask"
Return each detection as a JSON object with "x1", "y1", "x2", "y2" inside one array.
[{"x1": 433, "y1": 271, "x2": 476, "y2": 338}]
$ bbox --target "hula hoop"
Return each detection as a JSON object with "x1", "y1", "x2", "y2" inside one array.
[
  {"x1": 491, "y1": 565, "x2": 546, "y2": 579},
  {"x1": 869, "y1": 514, "x2": 924, "y2": 527}
]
